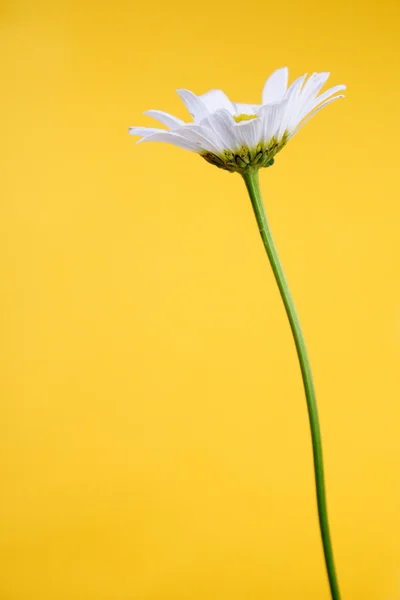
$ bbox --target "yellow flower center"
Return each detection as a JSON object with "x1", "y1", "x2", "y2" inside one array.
[{"x1": 233, "y1": 113, "x2": 257, "y2": 123}]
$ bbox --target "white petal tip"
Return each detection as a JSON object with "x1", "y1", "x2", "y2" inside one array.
[
  {"x1": 128, "y1": 126, "x2": 165, "y2": 137},
  {"x1": 274, "y1": 66, "x2": 288, "y2": 74},
  {"x1": 136, "y1": 134, "x2": 160, "y2": 144}
]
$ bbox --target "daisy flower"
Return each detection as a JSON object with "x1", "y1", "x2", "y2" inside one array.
[
  {"x1": 128, "y1": 66, "x2": 346, "y2": 600},
  {"x1": 129, "y1": 67, "x2": 345, "y2": 173}
]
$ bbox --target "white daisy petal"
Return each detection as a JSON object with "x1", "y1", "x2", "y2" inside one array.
[
  {"x1": 286, "y1": 73, "x2": 307, "y2": 96},
  {"x1": 309, "y1": 84, "x2": 346, "y2": 110},
  {"x1": 204, "y1": 110, "x2": 239, "y2": 152},
  {"x1": 175, "y1": 125, "x2": 223, "y2": 155},
  {"x1": 176, "y1": 89, "x2": 209, "y2": 123},
  {"x1": 129, "y1": 126, "x2": 165, "y2": 137},
  {"x1": 286, "y1": 72, "x2": 332, "y2": 132},
  {"x1": 144, "y1": 110, "x2": 185, "y2": 128},
  {"x1": 137, "y1": 131, "x2": 198, "y2": 152},
  {"x1": 291, "y1": 94, "x2": 345, "y2": 137},
  {"x1": 278, "y1": 74, "x2": 308, "y2": 134},
  {"x1": 295, "y1": 75, "x2": 342, "y2": 127},
  {"x1": 300, "y1": 72, "x2": 330, "y2": 103},
  {"x1": 259, "y1": 104, "x2": 278, "y2": 143},
  {"x1": 262, "y1": 67, "x2": 289, "y2": 104},
  {"x1": 199, "y1": 90, "x2": 235, "y2": 115},
  {"x1": 233, "y1": 118, "x2": 263, "y2": 150},
  {"x1": 259, "y1": 101, "x2": 288, "y2": 143},
  {"x1": 274, "y1": 106, "x2": 289, "y2": 140}
]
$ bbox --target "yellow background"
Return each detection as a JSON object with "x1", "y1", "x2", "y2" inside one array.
[{"x1": 1, "y1": 0, "x2": 400, "y2": 598}]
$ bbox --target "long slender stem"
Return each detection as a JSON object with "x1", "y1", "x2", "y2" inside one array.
[{"x1": 242, "y1": 169, "x2": 341, "y2": 600}]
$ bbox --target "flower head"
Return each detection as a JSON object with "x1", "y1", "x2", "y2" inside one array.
[{"x1": 129, "y1": 67, "x2": 345, "y2": 174}]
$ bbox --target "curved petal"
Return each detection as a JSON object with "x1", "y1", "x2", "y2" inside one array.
[
  {"x1": 129, "y1": 126, "x2": 165, "y2": 137},
  {"x1": 296, "y1": 76, "x2": 344, "y2": 125},
  {"x1": 286, "y1": 73, "x2": 307, "y2": 96},
  {"x1": 144, "y1": 110, "x2": 185, "y2": 128},
  {"x1": 278, "y1": 74, "x2": 308, "y2": 134},
  {"x1": 204, "y1": 110, "x2": 239, "y2": 152},
  {"x1": 199, "y1": 89, "x2": 235, "y2": 115},
  {"x1": 300, "y1": 72, "x2": 330, "y2": 103},
  {"x1": 259, "y1": 100, "x2": 288, "y2": 143},
  {"x1": 262, "y1": 67, "x2": 289, "y2": 105},
  {"x1": 176, "y1": 89, "x2": 209, "y2": 123},
  {"x1": 233, "y1": 118, "x2": 263, "y2": 150},
  {"x1": 137, "y1": 131, "x2": 198, "y2": 152},
  {"x1": 174, "y1": 125, "x2": 224, "y2": 155},
  {"x1": 309, "y1": 84, "x2": 346, "y2": 110},
  {"x1": 285, "y1": 72, "x2": 331, "y2": 133},
  {"x1": 290, "y1": 95, "x2": 345, "y2": 137}
]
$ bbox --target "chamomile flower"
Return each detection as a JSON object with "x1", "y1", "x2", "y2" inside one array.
[
  {"x1": 129, "y1": 67, "x2": 345, "y2": 173},
  {"x1": 128, "y1": 67, "x2": 346, "y2": 600}
]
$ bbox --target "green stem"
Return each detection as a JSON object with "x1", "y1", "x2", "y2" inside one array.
[{"x1": 242, "y1": 169, "x2": 341, "y2": 600}]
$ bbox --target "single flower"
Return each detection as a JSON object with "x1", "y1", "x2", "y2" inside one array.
[
  {"x1": 129, "y1": 67, "x2": 345, "y2": 173},
  {"x1": 128, "y1": 67, "x2": 346, "y2": 600}
]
